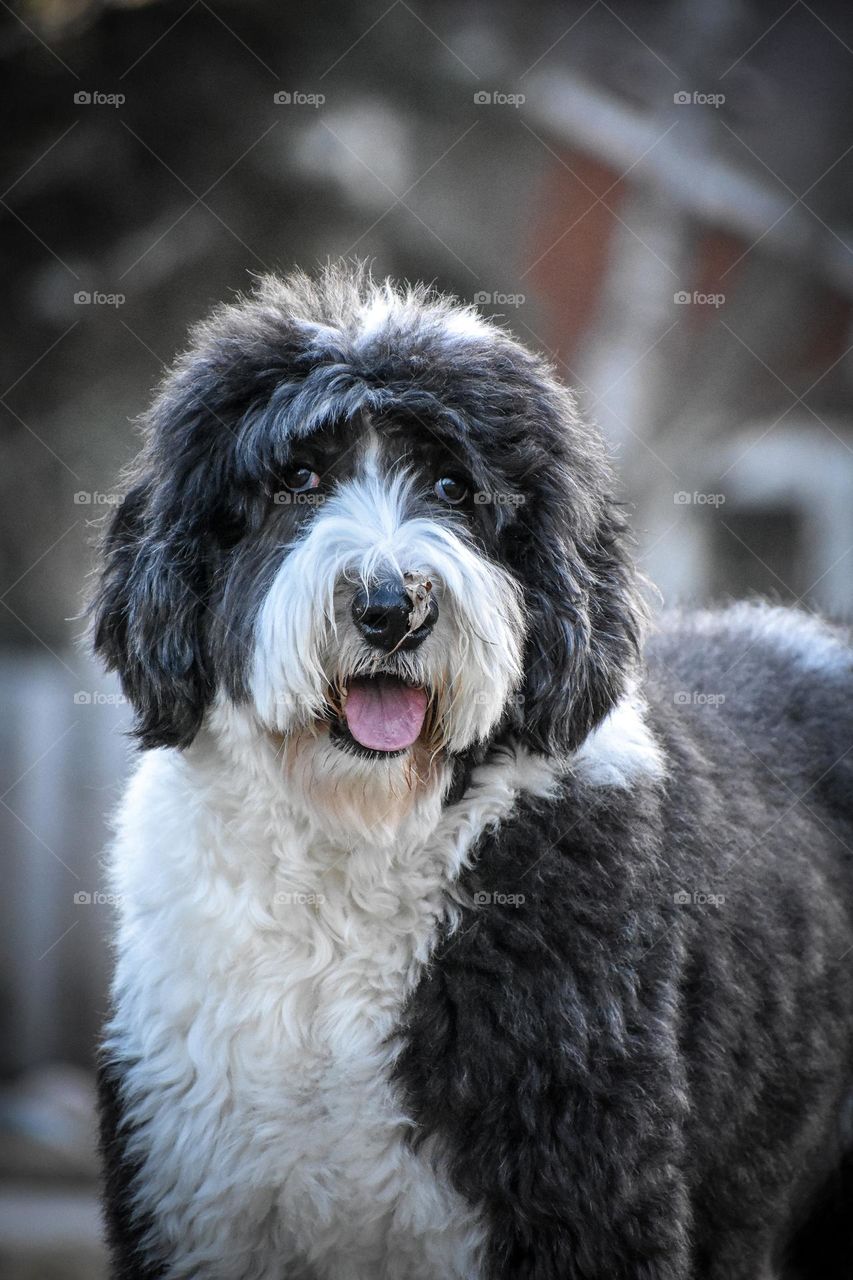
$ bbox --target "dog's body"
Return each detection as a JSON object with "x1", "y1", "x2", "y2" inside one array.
[{"x1": 94, "y1": 267, "x2": 853, "y2": 1279}]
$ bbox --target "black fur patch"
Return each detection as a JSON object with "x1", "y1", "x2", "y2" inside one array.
[
  {"x1": 97, "y1": 1052, "x2": 167, "y2": 1278},
  {"x1": 394, "y1": 614, "x2": 853, "y2": 1279}
]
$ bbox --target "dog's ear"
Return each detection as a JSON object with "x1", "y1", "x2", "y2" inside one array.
[
  {"x1": 90, "y1": 461, "x2": 216, "y2": 749},
  {"x1": 89, "y1": 329, "x2": 239, "y2": 751},
  {"x1": 88, "y1": 285, "x2": 311, "y2": 750},
  {"x1": 493, "y1": 367, "x2": 644, "y2": 758},
  {"x1": 516, "y1": 500, "x2": 643, "y2": 756}
]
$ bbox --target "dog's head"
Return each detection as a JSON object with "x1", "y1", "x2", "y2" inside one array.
[{"x1": 91, "y1": 265, "x2": 643, "y2": 831}]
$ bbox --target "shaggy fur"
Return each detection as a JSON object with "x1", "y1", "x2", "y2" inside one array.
[{"x1": 92, "y1": 264, "x2": 853, "y2": 1280}]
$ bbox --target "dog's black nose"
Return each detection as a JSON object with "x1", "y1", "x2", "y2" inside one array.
[{"x1": 352, "y1": 577, "x2": 438, "y2": 652}]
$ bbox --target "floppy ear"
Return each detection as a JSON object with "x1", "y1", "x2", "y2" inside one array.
[
  {"x1": 90, "y1": 464, "x2": 216, "y2": 749},
  {"x1": 88, "y1": 280, "x2": 317, "y2": 749},
  {"x1": 88, "y1": 284, "x2": 292, "y2": 749},
  {"x1": 516, "y1": 499, "x2": 643, "y2": 756},
  {"x1": 454, "y1": 333, "x2": 645, "y2": 759}
]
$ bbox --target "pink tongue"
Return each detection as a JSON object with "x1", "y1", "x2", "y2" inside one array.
[{"x1": 344, "y1": 678, "x2": 428, "y2": 752}]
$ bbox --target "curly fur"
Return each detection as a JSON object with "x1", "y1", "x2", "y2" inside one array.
[{"x1": 92, "y1": 264, "x2": 853, "y2": 1280}]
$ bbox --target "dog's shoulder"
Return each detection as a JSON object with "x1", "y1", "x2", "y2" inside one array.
[
  {"x1": 646, "y1": 600, "x2": 852, "y2": 691},
  {"x1": 643, "y1": 600, "x2": 853, "y2": 822}
]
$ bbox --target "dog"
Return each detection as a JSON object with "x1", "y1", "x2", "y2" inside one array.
[{"x1": 92, "y1": 264, "x2": 853, "y2": 1279}]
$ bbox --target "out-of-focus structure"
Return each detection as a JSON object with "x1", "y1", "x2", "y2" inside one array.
[
  {"x1": 1, "y1": 0, "x2": 851, "y2": 1273},
  {"x1": 521, "y1": 1, "x2": 853, "y2": 615}
]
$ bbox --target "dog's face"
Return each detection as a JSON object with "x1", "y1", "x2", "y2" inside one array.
[
  {"x1": 247, "y1": 418, "x2": 525, "y2": 756},
  {"x1": 92, "y1": 267, "x2": 641, "y2": 831}
]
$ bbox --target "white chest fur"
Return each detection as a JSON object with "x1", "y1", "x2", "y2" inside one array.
[{"x1": 105, "y1": 733, "x2": 558, "y2": 1280}]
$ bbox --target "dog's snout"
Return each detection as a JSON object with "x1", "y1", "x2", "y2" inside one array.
[{"x1": 352, "y1": 576, "x2": 438, "y2": 652}]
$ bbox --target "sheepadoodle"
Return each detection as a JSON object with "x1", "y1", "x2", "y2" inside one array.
[{"x1": 92, "y1": 264, "x2": 853, "y2": 1280}]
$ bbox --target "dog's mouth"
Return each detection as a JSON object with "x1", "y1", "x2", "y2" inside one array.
[{"x1": 340, "y1": 675, "x2": 429, "y2": 753}]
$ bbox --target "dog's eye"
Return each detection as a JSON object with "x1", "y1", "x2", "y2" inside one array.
[
  {"x1": 434, "y1": 475, "x2": 469, "y2": 505},
  {"x1": 283, "y1": 465, "x2": 321, "y2": 493}
]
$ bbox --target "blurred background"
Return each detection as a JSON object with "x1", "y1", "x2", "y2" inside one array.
[{"x1": 1, "y1": 0, "x2": 852, "y2": 1273}]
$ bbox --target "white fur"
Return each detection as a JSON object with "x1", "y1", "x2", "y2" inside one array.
[
  {"x1": 357, "y1": 293, "x2": 396, "y2": 342},
  {"x1": 438, "y1": 309, "x2": 493, "y2": 341},
  {"x1": 251, "y1": 465, "x2": 525, "y2": 772},
  {"x1": 572, "y1": 686, "x2": 666, "y2": 789},
  {"x1": 356, "y1": 285, "x2": 491, "y2": 346},
  {"x1": 105, "y1": 718, "x2": 563, "y2": 1280}
]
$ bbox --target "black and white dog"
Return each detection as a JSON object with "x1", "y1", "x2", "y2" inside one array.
[{"x1": 93, "y1": 264, "x2": 853, "y2": 1280}]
